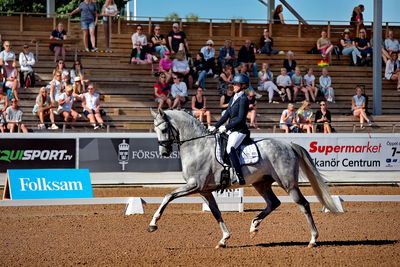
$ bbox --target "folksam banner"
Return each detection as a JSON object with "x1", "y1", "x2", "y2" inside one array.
[{"x1": 3, "y1": 169, "x2": 93, "y2": 200}]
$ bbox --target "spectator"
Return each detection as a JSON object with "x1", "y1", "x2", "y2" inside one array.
[
  {"x1": 154, "y1": 73, "x2": 172, "y2": 109},
  {"x1": 5, "y1": 98, "x2": 28, "y2": 133},
  {"x1": 220, "y1": 85, "x2": 234, "y2": 116},
  {"x1": 73, "y1": 76, "x2": 84, "y2": 96},
  {"x1": 58, "y1": 85, "x2": 79, "y2": 128},
  {"x1": 383, "y1": 30, "x2": 400, "y2": 64},
  {"x1": 32, "y1": 87, "x2": 58, "y2": 130},
  {"x1": 170, "y1": 73, "x2": 188, "y2": 109},
  {"x1": 68, "y1": 0, "x2": 98, "y2": 52},
  {"x1": 70, "y1": 60, "x2": 88, "y2": 87},
  {"x1": 167, "y1": 23, "x2": 189, "y2": 54},
  {"x1": 350, "y1": 4, "x2": 364, "y2": 28},
  {"x1": 49, "y1": 23, "x2": 67, "y2": 62},
  {"x1": 0, "y1": 89, "x2": 8, "y2": 119},
  {"x1": 355, "y1": 28, "x2": 372, "y2": 66},
  {"x1": 193, "y1": 52, "x2": 207, "y2": 89},
  {"x1": 191, "y1": 87, "x2": 211, "y2": 127},
  {"x1": 0, "y1": 41, "x2": 16, "y2": 68},
  {"x1": 218, "y1": 40, "x2": 236, "y2": 69},
  {"x1": 238, "y1": 64, "x2": 260, "y2": 98},
  {"x1": 130, "y1": 25, "x2": 147, "y2": 64},
  {"x1": 315, "y1": 101, "x2": 332, "y2": 133},
  {"x1": 352, "y1": 86, "x2": 372, "y2": 129},
  {"x1": 340, "y1": 29, "x2": 362, "y2": 66},
  {"x1": 316, "y1": 30, "x2": 334, "y2": 63},
  {"x1": 82, "y1": 84, "x2": 105, "y2": 129},
  {"x1": 0, "y1": 112, "x2": 4, "y2": 133},
  {"x1": 258, "y1": 63, "x2": 281, "y2": 103},
  {"x1": 52, "y1": 59, "x2": 67, "y2": 76},
  {"x1": 258, "y1": 28, "x2": 279, "y2": 55},
  {"x1": 238, "y1": 40, "x2": 258, "y2": 78},
  {"x1": 318, "y1": 67, "x2": 335, "y2": 103},
  {"x1": 283, "y1": 51, "x2": 296, "y2": 77},
  {"x1": 151, "y1": 24, "x2": 168, "y2": 59},
  {"x1": 200, "y1": 40, "x2": 218, "y2": 77},
  {"x1": 3, "y1": 55, "x2": 19, "y2": 101},
  {"x1": 50, "y1": 71, "x2": 63, "y2": 105},
  {"x1": 296, "y1": 100, "x2": 314, "y2": 133},
  {"x1": 172, "y1": 51, "x2": 192, "y2": 89},
  {"x1": 273, "y1": 4, "x2": 285, "y2": 24},
  {"x1": 279, "y1": 103, "x2": 296, "y2": 133},
  {"x1": 101, "y1": 0, "x2": 118, "y2": 52},
  {"x1": 157, "y1": 51, "x2": 173, "y2": 82},
  {"x1": 217, "y1": 64, "x2": 233, "y2": 95},
  {"x1": 291, "y1": 67, "x2": 307, "y2": 102},
  {"x1": 303, "y1": 68, "x2": 317, "y2": 103},
  {"x1": 276, "y1": 67, "x2": 292, "y2": 102},
  {"x1": 18, "y1": 44, "x2": 35, "y2": 88},
  {"x1": 384, "y1": 51, "x2": 400, "y2": 90},
  {"x1": 246, "y1": 90, "x2": 260, "y2": 129},
  {"x1": 61, "y1": 71, "x2": 72, "y2": 95}
]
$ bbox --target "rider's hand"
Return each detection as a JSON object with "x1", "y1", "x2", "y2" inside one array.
[
  {"x1": 218, "y1": 126, "x2": 226, "y2": 133},
  {"x1": 208, "y1": 126, "x2": 216, "y2": 132}
]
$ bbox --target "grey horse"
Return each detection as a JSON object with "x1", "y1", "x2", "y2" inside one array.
[{"x1": 148, "y1": 109, "x2": 338, "y2": 248}]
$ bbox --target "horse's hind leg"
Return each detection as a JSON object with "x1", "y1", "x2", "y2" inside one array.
[
  {"x1": 288, "y1": 187, "x2": 319, "y2": 247},
  {"x1": 201, "y1": 193, "x2": 231, "y2": 249},
  {"x1": 249, "y1": 179, "x2": 281, "y2": 238}
]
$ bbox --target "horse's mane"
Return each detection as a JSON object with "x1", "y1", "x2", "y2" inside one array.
[{"x1": 164, "y1": 109, "x2": 208, "y2": 136}]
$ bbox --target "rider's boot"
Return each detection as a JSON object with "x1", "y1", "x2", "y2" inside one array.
[{"x1": 228, "y1": 150, "x2": 245, "y2": 185}]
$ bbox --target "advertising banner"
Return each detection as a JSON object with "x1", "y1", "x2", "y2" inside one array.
[{"x1": 0, "y1": 139, "x2": 76, "y2": 172}]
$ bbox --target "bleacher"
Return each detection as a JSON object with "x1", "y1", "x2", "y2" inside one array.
[{"x1": 1, "y1": 15, "x2": 399, "y2": 133}]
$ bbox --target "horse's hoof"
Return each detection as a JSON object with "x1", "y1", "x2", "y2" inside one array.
[
  {"x1": 147, "y1": 225, "x2": 158, "y2": 232},
  {"x1": 249, "y1": 229, "x2": 258, "y2": 239},
  {"x1": 307, "y1": 242, "x2": 317, "y2": 248},
  {"x1": 215, "y1": 243, "x2": 227, "y2": 249}
]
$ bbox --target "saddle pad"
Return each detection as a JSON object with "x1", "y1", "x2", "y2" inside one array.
[{"x1": 215, "y1": 134, "x2": 260, "y2": 166}]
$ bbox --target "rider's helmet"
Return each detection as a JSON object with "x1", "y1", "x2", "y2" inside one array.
[{"x1": 231, "y1": 73, "x2": 250, "y2": 87}]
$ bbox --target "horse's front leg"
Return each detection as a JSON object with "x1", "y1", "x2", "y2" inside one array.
[
  {"x1": 201, "y1": 193, "x2": 231, "y2": 248},
  {"x1": 147, "y1": 178, "x2": 199, "y2": 232}
]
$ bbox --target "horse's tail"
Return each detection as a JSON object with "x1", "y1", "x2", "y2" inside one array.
[{"x1": 290, "y1": 143, "x2": 339, "y2": 213}]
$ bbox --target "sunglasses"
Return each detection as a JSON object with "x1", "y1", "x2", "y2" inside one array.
[
  {"x1": 155, "y1": 28, "x2": 160, "y2": 31},
  {"x1": 160, "y1": 76, "x2": 166, "y2": 78},
  {"x1": 11, "y1": 100, "x2": 17, "y2": 103},
  {"x1": 320, "y1": 104, "x2": 326, "y2": 106},
  {"x1": 87, "y1": 87, "x2": 94, "y2": 90},
  {"x1": 58, "y1": 62, "x2": 64, "y2": 65},
  {"x1": 137, "y1": 28, "x2": 143, "y2": 31},
  {"x1": 207, "y1": 44, "x2": 213, "y2": 46}
]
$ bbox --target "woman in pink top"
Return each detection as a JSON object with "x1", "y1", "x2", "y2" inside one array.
[{"x1": 158, "y1": 51, "x2": 173, "y2": 82}]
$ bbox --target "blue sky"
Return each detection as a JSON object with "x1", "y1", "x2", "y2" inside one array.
[{"x1": 130, "y1": 0, "x2": 398, "y2": 24}]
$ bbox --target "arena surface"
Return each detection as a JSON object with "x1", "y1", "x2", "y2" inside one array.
[{"x1": 0, "y1": 185, "x2": 399, "y2": 266}]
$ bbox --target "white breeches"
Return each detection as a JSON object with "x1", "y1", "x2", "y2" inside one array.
[{"x1": 226, "y1": 131, "x2": 246, "y2": 153}]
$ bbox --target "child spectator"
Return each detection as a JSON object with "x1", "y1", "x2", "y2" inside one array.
[
  {"x1": 82, "y1": 84, "x2": 105, "y2": 129},
  {"x1": 352, "y1": 86, "x2": 372, "y2": 129},
  {"x1": 151, "y1": 24, "x2": 168, "y2": 59},
  {"x1": 18, "y1": 44, "x2": 35, "y2": 88},
  {"x1": 218, "y1": 64, "x2": 233, "y2": 95},
  {"x1": 318, "y1": 68, "x2": 335, "y2": 103},
  {"x1": 200, "y1": 40, "x2": 218, "y2": 77},
  {"x1": 238, "y1": 40, "x2": 258, "y2": 78},
  {"x1": 259, "y1": 28, "x2": 279, "y2": 55},
  {"x1": 4, "y1": 55, "x2": 19, "y2": 101},
  {"x1": 273, "y1": 4, "x2": 285, "y2": 24},
  {"x1": 384, "y1": 51, "x2": 400, "y2": 90},
  {"x1": 296, "y1": 100, "x2": 314, "y2": 133},
  {"x1": 291, "y1": 67, "x2": 306, "y2": 102},
  {"x1": 340, "y1": 29, "x2": 362, "y2": 66},
  {"x1": 6, "y1": 98, "x2": 28, "y2": 133},
  {"x1": 280, "y1": 103, "x2": 296, "y2": 133},
  {"x1": 50, "y1": 71, "x2": 63, "y2": 105},
  {"x1": 355, "y1": 29, "x2": 372, "y2": 66},
  {"x1": 220, "y1": 85, "x2": 234, "y2": 116},
  {"x1": 172, "y1": 51, "x2": 192, "y2": 88},
  {"x1": 154, "y1": 73, "x2": 172, "y2": 109},
  {"x1": 170, "y1": 74, "x2": 187, "y2": 109},
  {"x1": 246, "y1": 90, "x2": 260, "y2": 130},
  {"x1": 73, "y1": 76, "x2": 84, "y2": 97},
  {"x1": 49, "y1": 23, "x2": 67, "y2": 62},
  {"x1": 191, "y1": 87, "x2": 211, "y2": 127},
  {"x1": 130, "y1": 25, "x2": 147, "y2": 63},
  {"x1": 0, "y1": 41, "x2": 16, "y2": 68},
  {"x1": 158, "y1": 51, "x2": 172, "y2": 82},
  {"x1": 303, "y1": 68, "x2": 318, "y2": 103},
  {"x1": 101, "y1": 0, "x2": 118, "y2": 52},
  {"x1": 283, "y1": 51, "x2": 296, "y2": 76},
  {"x1": 32, "y1": 87, "x2": 59, "y2": 130},
  {"x1": 258, "y1": 63, "x2": 281, "y2": 103},
  {"x1": 276, "y1": 68, "x2": 292, "y2": 102},
  {"x1": 167, "y1": 23, "x2": 189, "y2": 54},
  {"x1": 315, "y1": 101, "x2": 332, "y2": 133},
  {"x1": 58, "y1": 85, "x2": 79, "y2": 128},
  {"x1": 316, "y1": 30, "x2": 334, "y2": 63},
  {"x1": 218, "y1": 40, "x2": 236, "y2": 69}
]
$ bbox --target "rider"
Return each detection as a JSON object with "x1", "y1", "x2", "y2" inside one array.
[{"x1": 208, "y1": 73, "x2": 250, "y2": 185}]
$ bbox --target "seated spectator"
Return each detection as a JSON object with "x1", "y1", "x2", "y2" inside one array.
[
  {"x1": 238, "y1": 40, "x2": 258, "y2": 78},
  {"x1": 73, "y1": 76, "x2": 84, "y2": 97},
  {"x1": 62, "y1": 70, "x2": 71, "y2": 90},
  {"x1": 18, "y1": 44, "x2": 35, "y2": 88},
  {"x1": 50, "y1": 71, "x2": 64, "y2": 105},
  {"x1": 53, "y1": 59, "x2": 67, "y2": 76},
  {"x1": 318, "y1": 67, "x2": 335, "y2": 103},
  {"x1": 82, "y1": 84, "x2": 105, "y2": 129},
  {"x1": 101, "y1": 0, "x2": 118, "y2": 52},
  {"x1": 383, "y1": 30, "x2": 400, "y2": 64},
  {"x1": 58, "y1": 85, "x2": 79, "y2": 128},
  {"x1": 291, "y1": 67, "x2": 306, "y2": 102},
  {"x1": 258, "y1": 28, "x2": 278, "y2": 55},
  {"x1": 296, "y1": 100, "x2": 314, "y2": 133},
  {"x1": 0, "y1": 89, "x2": 8, "y2": 119},
  {"x1": 154, "y1": 73, "x2": 172, "y2": 109},
  {"x1": 49, "y1": 23, "x2": 67, "y2": 62},
  {"x1": 4, "y1": 55, "x2": 19, "y2": 101},
  {"x1": 280, "y1": 103, "x2": 296, "y2": 133},
  {"x1": 171, "y1": 73, "x2": 188, "y2": 109},
  {"x1": 0, "y1": 41, "x2": 16, "y2": 68},
  {"x1": 157, "y1": 51, "x2": 173, "y2": 82},
  {"x1": 130, "y1": 25, "x2": 147, "y2": 64},
  {"x1": 151, "y1": 24, "x2": 168, "y2": 59},
  {"x1": 246, "y1": 90, "x2": 260, "y2": 130},
  {"x1": 200, "y1": 40, "x2": 218, "y2": 77},
  {"x1": 384, "y1": 51, "x2": 400, "y2": 90},
  {"x1": 218, "y1": 64, "x2": 233, "y2": 96},
  {"x1": 316, "y1": 30, "x2": 334, "y2": 63},
  {"x1": 0, "y1": 112, "x2": 4, "y2": 133},
  {"x1": 352, "y1": 86, "x2": 372, "y2": 129},
  {"x1": 220, "y1": 85, "x2": 234, "y2": 116},
  {"x1": 303, "y1": 68, "x2": 318, "y2": 103},
  {"x1": 218, "y1": 40, "x2": 236, "y2": 69},
  {"x1": 258, "y1": 63, "x2": 280, "y2": 103},
  {"x1": 283, "y1": 51, "x2": 296, "y2": 76},
  {"x1": 167, "y1": 23, "x2": 189, "y2": 54},
  {"x1": 340, "y1": 29, "x2": 362, "y2": 66},
  {"x1": 273, "y1": 4, "x2": 285, "y2": 24},
  {"x1": 5, "y1": 98, "x2": 28, "y2": 133},
  {"x1": 315, "y1": 101, "x2": 332, "y2": 133},
  {"x1": 191, "y1": 87, "x2": 211, "y2": 127},
  {"x1": 193, "y1": 52, "x2": 207, "y2": 89},
  {"x1": 70, "y1": 60, "x2": 88, "y2": 88},
  {"x1": 32, "y1": 87, "x2": 58, "y2": 130},
  {"x1": 276, "y1": 68, "x2": 292, "y2": 102},
  {"x1": 172, "y1": 51, "x2": 192, "y2": 88},
  {"x1": 355, "y1": 29, "x2": 372, "y2": 66}
]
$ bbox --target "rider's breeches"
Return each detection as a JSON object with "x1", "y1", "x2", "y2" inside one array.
[{"x1": 226, "y1": 131, "x2": 246, "y2": 153}]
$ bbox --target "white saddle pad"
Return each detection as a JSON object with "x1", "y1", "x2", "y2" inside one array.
[{"x1": 215, "y1": 134, "x2": 260, "y2": 166}]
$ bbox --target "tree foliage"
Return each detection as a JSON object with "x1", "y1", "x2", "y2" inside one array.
[
  {"x1": 185, "y1": 13, "x2": 199, "y2": 22},
  {"x1": 164, "y1": 12, "x2": 180, "y2": 22}
]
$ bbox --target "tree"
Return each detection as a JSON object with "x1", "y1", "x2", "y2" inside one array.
[
  {"x1": 185, "y1": 13, "x2": 199, "y2": 22},
  {"x1": 164, "y1": 12, "x2": 180, "y2": 22}
]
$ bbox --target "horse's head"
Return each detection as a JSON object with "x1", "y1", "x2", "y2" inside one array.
[{"x1": 151, "y1": 108, "x2": 178, "y2": 157}]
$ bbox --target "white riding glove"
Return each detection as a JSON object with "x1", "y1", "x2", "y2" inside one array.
[
  {"x1": 218, "y1": 126, "x2": 226, "y2": 133},
  {"x1": 208, "y1": 126, "x2": 216, "y2": 132}
]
